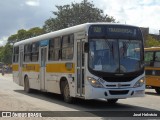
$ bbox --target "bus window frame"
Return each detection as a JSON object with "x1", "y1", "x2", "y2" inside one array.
[
  {"x1": 61, "y1": 34, "x2": 74, "y2": 61},
  {"x1": 13, "y1": 46, "x2": 19, "y2": 63},
  {"x1": 48, "y1": 37, "x2": 61, "y2": 61}
]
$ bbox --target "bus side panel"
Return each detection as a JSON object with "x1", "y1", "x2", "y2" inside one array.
[
  {"x1": 45, "y1": 63, "x2": 76, "y2": 96},
  {"x1": 28, "y1": 72, "x2": 40, "y2": 90},
  {"x1": 45, "y1": 72, "x2": 60, "y2": 94},
  {"x1": 12, "y1": 64, "x2": 20, "y2": 85},
  {"x1": 145, "y1": 66, "x2": 160, "y2": 87},
  {"x1": 22, "y1": 63, "x2": 40, "y2": 90},
  {"x1": 146, "y1": 76, "x2": 160, "y2": 87}
]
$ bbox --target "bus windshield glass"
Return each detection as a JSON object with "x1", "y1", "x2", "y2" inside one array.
[{"x1": 89, "y1": 39, "x2": 142, "y2": 73}]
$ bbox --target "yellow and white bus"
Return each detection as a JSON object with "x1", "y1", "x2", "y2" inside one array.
[
  {"x1": 144, "y1": 47, "x2": 160, "y2": 94},
  {"x1": 12, "y1": 23, "x2": 145, "y2": 103}
]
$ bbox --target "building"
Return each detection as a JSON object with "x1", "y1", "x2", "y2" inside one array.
[{"x1": 140, "y1": 27, "x2": 149, "y2": 41}]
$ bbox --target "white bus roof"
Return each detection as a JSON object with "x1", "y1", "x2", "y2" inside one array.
[{"x1": 13, "y1": 22, "x2": 139, "y2": 47}]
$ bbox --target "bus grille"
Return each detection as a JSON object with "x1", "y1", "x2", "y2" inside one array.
[
  {"x1": 103, "y1": 76, "x2": 135, "y2": 82},
  {"x1": 109, "y1": 90, "x2": 129, "y2": 95},
  {"x1": 106, "y1": 84, "x2": 130, "y2": 88}
]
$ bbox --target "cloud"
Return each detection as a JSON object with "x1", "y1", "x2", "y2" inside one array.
[
  {"x1": 0, "y1": 0, "x2": 160, "y2": 47},
  {"x1": 0, "y1": 37, "x2": 8, "y2": 46},
  {"x1": 99, "y1": 0, "x2": 160, "y2": 34},
  {"x1": 0, "y1": 0, "x2": 53, "y2": 46},
  {"x1": 25, "y1": 0, "x2": 40, "y2": 6}
]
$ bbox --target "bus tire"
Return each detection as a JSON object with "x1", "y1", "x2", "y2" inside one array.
[
  {"x1": 107, "y1": 99, "x2": 118, "y2": 104},
  {"x1": 62, "y1": 81, "x2": 73, "y2": 103},
  {"x1": 24, "y1": 76, "x2": 31, "y2": 93},
  {"x1": 155, "y1": 88, "x2": 160, "y2": 94}
]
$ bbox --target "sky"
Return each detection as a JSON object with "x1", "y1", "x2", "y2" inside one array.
[{"x1": 0, "y1": 0, "x2": 160, "y2": 46}]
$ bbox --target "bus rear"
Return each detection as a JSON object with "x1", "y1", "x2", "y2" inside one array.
[{"x1": 84, "y1": 24, "x2": 145, "y2": 101}]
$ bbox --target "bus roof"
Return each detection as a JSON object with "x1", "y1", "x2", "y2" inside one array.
[
  {"x1": 144, "y1": 47, "x2": 160, "y2": 51},
  {"x1": 13, "y1": 22, "x2": 139, "y2": 47}
]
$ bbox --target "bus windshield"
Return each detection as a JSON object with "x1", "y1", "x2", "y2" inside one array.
[{"x1": 89, "y1": 39, "x2": 142, "y2": 73}]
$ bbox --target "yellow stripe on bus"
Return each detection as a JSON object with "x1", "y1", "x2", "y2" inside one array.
[
  {"x1": 145, "y1": 67, "x2": 160, "y2": 70},
  {"x1": 22, "y1": 64, "x2": 40, "y2": 72},
  {"x1": 46, "y1": 63, "x2": 75, "y2": 73},
  {"x1": 12, "y1": 63, "x2": 75, "y2": 73},
  {"x1": 12, "y1": 64, "x2": 19, "y2": 71}
]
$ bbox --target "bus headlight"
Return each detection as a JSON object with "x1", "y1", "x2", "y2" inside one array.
[
  {"x1": 134, "y1": 78, "x2": 145, "y2": 88},
  {"x1": 87, "y1": 77, "x2": 104, "y2": 88}
]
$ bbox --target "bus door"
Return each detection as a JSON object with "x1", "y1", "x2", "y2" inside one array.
[
  {"x1": 40, "y1": 46, "x2": 47, "y2": 90},
  {"x1": 19, "y1": 45, "x2": 24, "y2": 86},
  {"x1": 77, "y1": 39, "x2": 85, "y2": 96}
]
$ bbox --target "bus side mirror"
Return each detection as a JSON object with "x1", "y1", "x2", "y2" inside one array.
[{"x1": 84, "y1": 43, "x2": 89, "y2": 53}]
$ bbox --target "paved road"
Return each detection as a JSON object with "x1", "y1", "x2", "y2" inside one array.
[{"x1": 0, "y1": 74, "x2": 160, "y2": 120}]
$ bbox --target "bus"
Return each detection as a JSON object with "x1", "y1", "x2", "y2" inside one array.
[
  {"x1": 144, "y1": 47, "x2": 160, "y2": 94},
  {"x1": 12, "y1": 23, "x2": 145, "y2": 103}
]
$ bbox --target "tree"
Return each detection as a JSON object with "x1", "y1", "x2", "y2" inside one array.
[
  {"x1": 7, "y1": 27, "x2": 44, "y2": 44},
  {"x1": 0, "y1": 46, "x2": 4, "y2": 62},
  {"x1": 28, "y1": 27, "x2": 45, "y2": 37},
  {"x1": 0, "y1": 44, "x2": 13, "y2": 64},
  {"x1": 8, "y1": 34, "x2": 18, "y2": 44},
  {"x1": 43, "y1": 0, "x2": 116, "y2": 32},
  {"x1": 145, "y1": 35, "x2": 160, "y2": 47},
  {"x1": 3, "y1": 27, "x2": 44, "y2": 64}
]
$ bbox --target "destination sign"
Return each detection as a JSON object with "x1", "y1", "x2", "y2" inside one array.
[
  {"x1": 88, "y1": 25, "x2": 142, "y2": 40},
  {"x1": 108, "y1": 28, "x2": 133, "y2": 34},
  {"x1": 88, "y1": 26, "x2": 105, "y2": 37},
  {"x1": 93, "y1": 27, "x2": 102, "y2": 33}
]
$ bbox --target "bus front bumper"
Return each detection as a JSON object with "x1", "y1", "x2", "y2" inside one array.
[{"x1": 85, "y1": 86, "x2": 145, "y2": 100}]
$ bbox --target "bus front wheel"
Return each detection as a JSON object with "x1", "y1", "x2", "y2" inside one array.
[
  {"x1": 62, "y1": 81, "x2": 73, "y2": 103},
  {"x1": 24, "y1": 76, "x2": 31, "y2": 93},
  {"x1": 155, "y1": 87, "x2": 160, "y2": 94},
  {"x1": 107, "y1": 99, "x2": 118, "y2": 104}
]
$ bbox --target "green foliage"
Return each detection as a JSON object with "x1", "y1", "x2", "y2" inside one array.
[
  {"x1": 145, "y1": 35, "x2": 160, "y2": 47},
  {"x1": 29, "y1": 27, "x2": 45, "y2": 37},
  {"x1": 7, "y1": 27, "x2": 44, "y2": 44},
  {"x1": 0, "y1": 27, "x2": 44, "y2": 64},
  {"x1": 0, "y1": 44, "x2": 13, "y2": 64},
  {"x1": 17, "y1": 29, "x2": 27, "y2": 41},
  {"x1": 43, "y1": 0, "x2": 116, "y2": 32},
  {"x1": 0, "y1": 46, "x2": 4, "y2": 62},
  {"x1": 8, "y1": 34, "x2": 18, "y2": 44}
]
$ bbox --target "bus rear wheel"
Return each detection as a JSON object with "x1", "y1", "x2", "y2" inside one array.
[
  {"x1": 62, "y1": 81, "x2": 73, "y2": 103},
  {"x1": 107, "y1": 99, "x2": 118, "y2": 104},
  {"x1": 155, "y1": 87, "x2": 160, "y2": 94},
  {"x1": 24, "y1": 76, "x2": 31, "y2": 93}
]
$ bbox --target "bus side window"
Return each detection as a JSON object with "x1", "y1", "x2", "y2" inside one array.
[
  {"x1": 154, "y1": 51, "x2": 160, "y2": 67},
  {"x1": 144, "y1": 51, "x2": 154, "y2": 67},
  {"x1": 62, "y1": 34, "x2": 74, "y2": 60},
  {"x1": 48, "y1": 37, "x2": 61, "y2": 61},
  {"x1": 31, "y1": 42, "x2": 39, "y2": 62},
  {"x1": 24, "y1": 44, "x2": 32, "y2": 62},
  {"x1": 13, "y1": 47, "x2": 19, "y2": 63}
]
